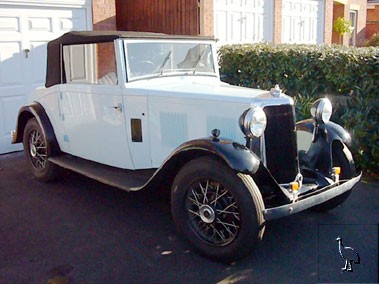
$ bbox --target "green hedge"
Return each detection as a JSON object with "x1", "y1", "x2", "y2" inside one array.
[
  {"x1": 219, "y1": 43, "x2": 378, "y2": 98},
  {"x1": 218, "y1": 43, "x2": 379, "y2": 177}
]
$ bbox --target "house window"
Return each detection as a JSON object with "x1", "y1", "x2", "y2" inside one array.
[{"x1": 349, "y1": 10, "x2": 357, "y2": 46}]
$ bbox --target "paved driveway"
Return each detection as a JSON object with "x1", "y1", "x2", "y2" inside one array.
[{"x1": 0, "y1": 152, "x2": 378, "y2": 284}]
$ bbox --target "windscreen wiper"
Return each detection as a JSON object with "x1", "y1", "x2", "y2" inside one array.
[
  {"x1": 158, "y1": 51, "x2": 172, "y2": 75},
  {"x1": 193, "y1": 46, "x2": 209, "y2": 74}
]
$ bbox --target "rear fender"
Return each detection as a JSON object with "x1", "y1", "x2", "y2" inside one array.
[{"x1": 12, "y1": 102, "x2": 60, "y2": 156}]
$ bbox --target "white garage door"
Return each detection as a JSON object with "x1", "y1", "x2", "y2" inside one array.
[
  {"x1": 0, "y1": 5, "x2": 90, "y2": 154},
  {"x1": 214, "y1": 0, "x2": 273, "y2": 46},
  {"x1": 282, "y1": 0, "x2": 324, "y2": 44}
]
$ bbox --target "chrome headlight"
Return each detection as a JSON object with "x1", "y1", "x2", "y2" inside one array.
[
  {"x1": 239, "y1": 106, "x2": 267, "y2": 138},
  {"x1": 310, "y1": 98, "x2": 332, "y2": 124}
]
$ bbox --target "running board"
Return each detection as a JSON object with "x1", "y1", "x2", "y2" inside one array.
[{"x1": 49, "y1": 155, "x2": 155, "y2": 191}]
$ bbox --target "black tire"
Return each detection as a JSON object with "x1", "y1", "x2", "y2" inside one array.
[
  {"x1": 171, "y1": 156, "x2": 265, "y2": 263},
  {"x1": 23, "y1": 118, "x2": 58, "y2": 182},
  {"x1": 311, "y1": 144, "x2": 354, "y2": 212}
]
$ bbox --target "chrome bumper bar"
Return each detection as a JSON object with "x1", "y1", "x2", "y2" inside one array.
[{"x1": 263, "y1": 173, "x2": 362, "y2": 221}]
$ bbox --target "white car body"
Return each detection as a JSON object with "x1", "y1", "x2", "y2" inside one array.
[
  {"x1": 32, "y1": 75, "x2": 291, "y2": 170},
  {"x1": 30, "y1": 36, "x2": 292, "y2": 170}
]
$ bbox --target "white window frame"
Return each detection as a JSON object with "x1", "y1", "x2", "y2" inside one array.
[{"x1": 349, "y1": 10, "x2": 357, "y2": 46}]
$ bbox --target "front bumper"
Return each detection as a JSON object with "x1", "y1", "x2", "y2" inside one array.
[{"x1": 262, "y1": 173, "x2": 362, "y2": 221}]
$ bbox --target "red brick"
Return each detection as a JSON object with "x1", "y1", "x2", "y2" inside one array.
[
  {"x1": 367, "y1": 4, "x2": 379, "y2": 39},
  {"x1": 92, "y1": 0, "x2": 117, "y2": 31}
]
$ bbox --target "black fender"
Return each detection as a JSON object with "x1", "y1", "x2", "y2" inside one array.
[
  {"x1": 12, "y1": 102, "x2": 61, "y2": 156},
  {"x1": 146, "y1": 137, "x2": 287, "y2": 202},
  {"x1": 296, "y1": 119, "x2": 355, "y2": 176}
]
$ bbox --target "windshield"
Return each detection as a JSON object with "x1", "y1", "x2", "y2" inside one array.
[{"x1": 125, "y1": 41, "x2": 216, "y2": 81}]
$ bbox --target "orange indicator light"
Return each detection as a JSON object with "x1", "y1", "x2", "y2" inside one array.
[
  {"x1": 290, "y1": 182, "x2": 299, "y2": 191},
  {"x1": 333, "y1": 167, "x2": 341, "y2": 175}
]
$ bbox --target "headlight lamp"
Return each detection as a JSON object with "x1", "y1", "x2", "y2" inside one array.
[
  {"x1": 310, "y1": 98, "x2": 333, "y2": 124},
  {"x1": 239, "y1": 106, "x2": 267, "y2": 138}
]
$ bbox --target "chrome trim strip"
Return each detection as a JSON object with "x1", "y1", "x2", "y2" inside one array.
[
  {"x1": 262, "y1": 173, "x2": 362, "y2": 221},
  {"x1": 260, "y1": 135, "x2": 266, "y2": 167}
]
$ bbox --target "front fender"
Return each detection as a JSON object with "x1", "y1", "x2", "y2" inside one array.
[
  {"x1": 296, "y1": 119, "x2": 352, "y2": 146},
  {"x1": 172, "y1": 138, "x2": 261, "y2": 174},
  {"x1": 296, "y1": 119, "x2": 354, "y2": 175},
  {"x1": 145, "y1": 137, "x2": 287, "y2": 202}
]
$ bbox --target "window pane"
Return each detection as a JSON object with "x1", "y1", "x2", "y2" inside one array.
[
  {"x1": 63, "y1": 42, "x2": 117, "y2": 85},
  {"x1": 126, "y1": 41, "x2": 216, "y2": 81}
]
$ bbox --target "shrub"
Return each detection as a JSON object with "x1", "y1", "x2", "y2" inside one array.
[
  {"x1": 333, "y1": 17, "x2": 352, "y2": 45},
  {"x1": 336, "y1": 97, "x2": 379, "y2": 176},
  {"x1": 219, "y1": 43, "x2": 379, "y2": 98},
  {"x1": 365, "y1": 33, "x2": 379, "y2": 47},
  {"x1": 218, "y1": 43, "x2": 379, "y2": 176},
  {"x1": 294, "y1": 94, "x2": 314, "y2": 121}
]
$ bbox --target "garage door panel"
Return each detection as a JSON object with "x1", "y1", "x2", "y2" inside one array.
[
  {"x1": 215, "y1": 11, "x2": 227, "y2": 42},
  {"x1": 58, "y1": 10, "x2": 87, "y2": 32},
  {"x1": 247, "y1": 13, "x2": 264, "y2": 41},
  {"x1": 0, "y1": 16, "x2": 20, "y2": 32},
  {"x1": 215, "y1": 0, "x2": 227, "y2": 5},
  {"x1": 215, "y1": 0, "x2": 273, "y2": 45},
  {"x1": 0, "y1": 95, "x2": 24, "y2": 154},
  {"x1": 28, "y1": 17, "x2": 53, "y2": 32},
  {"x1": 29, "y1": 41, "x2": 48, "y2": 86},
  {"x1": 0, "y1": 42, "x2": 23, "y2": 87},
  {"x1": 282, "y1": 0, "x2": 323, "y2": 44},
  {"x1": 2, "y1": 96, "x2": 25, "y2": 128},
  {"x1": 59, "y1": 18, "x2": 75, "y2": 31},
  {"x1": 230, "y1": 12, "x2": 242, "y2": 42},
  {"x1": 245, "y1": 13, "x2": 255, "y2": 38},
  {"x1": 0, "y1": 5, "x2": 89, "y2": 154}
]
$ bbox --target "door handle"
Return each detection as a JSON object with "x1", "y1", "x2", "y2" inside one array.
[
  {"x1": 23, "y1": 48, "x2": 30, "y2": 58},
  {"x1": 113, "y1": 103, "x2": 122, "y2": 112}
]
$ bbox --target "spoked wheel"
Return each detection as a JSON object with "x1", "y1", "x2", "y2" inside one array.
[
  {"x1": 23, "y1": 118, "x2": 58, "y2": 182},
  {"x1": 171, "y1": 157, "x2": 265, "y2": 262},
  {"x1": 186, "y1": 178, "x2": 241, "y2": 247}
]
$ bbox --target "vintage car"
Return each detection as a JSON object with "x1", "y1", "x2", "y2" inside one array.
[{"x1": 12, "y1": 31, "x2": 361, "y2": 262}]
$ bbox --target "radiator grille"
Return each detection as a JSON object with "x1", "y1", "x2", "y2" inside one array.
[{"x1": 264, "y1": 105, "x2": 299, "y2": 184}]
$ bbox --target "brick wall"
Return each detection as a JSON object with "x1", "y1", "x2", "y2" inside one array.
[
  {"x1": 324, "y1": 0, "x2": 334, "y2": 44},
  {"x1": 92, "y1": 0, "x2": 117, "y2": 78},
  {"x1": 367, "y1": 4, "x2": 379, "y2": 39},
  {"x1": 273, "y1": 0, "x2": 282, "y2": 43},
  {"x1": 332, "y1": 2, "x2": 345, "y2": 44},
  {"x1": 201, "y1": 0, "x2": 213, "y2": 36},
  {"x1": 331, "y1": 0, "x2": 367, "y2": 46},
  {"x1": 92, "y1": 0, "x2": 117, "y2": 31},
  {"x1": 354, "y1": 0, "x2": 367, "y2": 46},
  {"x1": 96, "y1": 42, "x2": 116, "y2": 79}
]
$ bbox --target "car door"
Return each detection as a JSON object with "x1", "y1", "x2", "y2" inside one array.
[{"x1": 57, "y1": 43, "x2": 133, "y2": 169}]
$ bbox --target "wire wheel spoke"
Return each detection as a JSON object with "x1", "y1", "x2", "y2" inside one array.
[{"x1": 185, "y1": 178, "x2": 240, "y2": 246}]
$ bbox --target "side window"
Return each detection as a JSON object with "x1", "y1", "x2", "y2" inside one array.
[
  {"x1": 63, "y1": 42, "x2": 118, "y2": 85},
  {"x1": 96, "y1": 42, "x2": 118, "y2": 85}
]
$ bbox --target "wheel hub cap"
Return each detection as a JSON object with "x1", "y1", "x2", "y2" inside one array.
[
  {"x1": 199, "y1": 205, "x2": 215, "y2": 223},
  {"x1": 30, "y1": 144, "x2": 37, "y2": 157}
]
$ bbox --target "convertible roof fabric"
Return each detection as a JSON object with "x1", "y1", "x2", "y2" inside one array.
[{"x1": 45, "y1": 31, "x2": 214, "y2": 87}]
